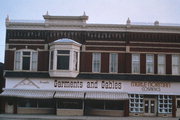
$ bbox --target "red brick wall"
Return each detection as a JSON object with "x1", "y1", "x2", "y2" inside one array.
[
  {"x1": 80, "y1": 52, "x2": 92, "y2": 72},
  {"x1": 4, "y1": 50, "x2": 14, "y2": 70},
  {"x1": 140, "y1": 54, "x2": 146, "y2": 74},
  {"x1": 166, "y1": 54, "x2": 172, "y2": 74},
  {"x1": 101, "y1": 53, "x2": 109, "y2": 73},
  {"x1": 126, "y1": 53, "x2": 132, "y2": 73},
  {"x1": 118, "y1": 53, "x2": 126, "y2": 73},
  {"x1": 38, "y1": 51, "x2": 49, "y2": 71}
]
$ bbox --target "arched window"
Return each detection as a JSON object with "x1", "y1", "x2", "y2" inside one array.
[{"x1": 14, "y1": 49, "x2": 38, "y2": 71}]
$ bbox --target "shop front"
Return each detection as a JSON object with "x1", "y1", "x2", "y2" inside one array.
[{"x1": 1, "y1": 77, "x2": 180, "y2": 117}]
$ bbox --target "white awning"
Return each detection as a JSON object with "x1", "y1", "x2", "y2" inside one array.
[
  {"x1": 0, "y1": 89, "x2": 55, "y2": 99},
  {"x1": 85, "y1": 92, "x2": 129, "y2": 100},
  {"x1": 54, "y1": 91, "x2": 84, "y2": 99}
]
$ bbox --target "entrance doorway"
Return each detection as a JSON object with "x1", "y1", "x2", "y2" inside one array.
[
  {"x1": 144, "y1": 98, "x2": 156, "y2": 116},
  {"x1": 176, "y1": 98, "x2": 180, "y2": 117}
]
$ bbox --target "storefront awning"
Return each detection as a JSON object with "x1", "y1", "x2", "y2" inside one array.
[
  {"x1": 0, "y1": 89, "x2": 55, "y2": 99},
  {"x1": 54, "y1": 91, "x2": 84, "y2": 99},
  {"x1": 85, "y1": 92, "x2": 129, "y2": 100}
]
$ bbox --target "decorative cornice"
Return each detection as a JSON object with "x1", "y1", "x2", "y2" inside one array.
[{"x1": 5, "y1": 15, "x2": 180, "y2": 33}]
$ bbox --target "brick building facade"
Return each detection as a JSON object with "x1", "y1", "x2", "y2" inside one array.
[{"x1": 1, "y1": 13, "x2": 180, "y2": 117}]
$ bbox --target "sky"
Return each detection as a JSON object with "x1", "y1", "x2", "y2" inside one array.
[{"x1": 0, "y1": 0, "x2": 180, "y2": 63}]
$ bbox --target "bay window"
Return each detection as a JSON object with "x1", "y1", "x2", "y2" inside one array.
[
  {"x1": 14, "y1": 50, "x2": 38, "y2": 71},
  {"x1": 49, "y1": 38, "x2": 81, "y2": 78}
]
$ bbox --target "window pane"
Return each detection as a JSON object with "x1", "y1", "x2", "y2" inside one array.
[
  {"x1": 18, "y1": 100, "x2": 37, "y2": 108},
  {"x1": 110, "y1": 53, "x2": 118, "y2": 73},
  {"x1": 58, "y1": 99, "x2": 82, "y2": 109},
  {"x1": 22, "y1": 56, "x2": 30, "y2": 70},
  {"x1": 132, "y1": 54, "x2": 140, "y2": 73},
  {"x1": 38, "y1": 100, "x2": 55, "y2": 108},
  {"x1": 172, "y1": 55, "x2": 180, "y2": 75},
  {"x1": 177, "y1": 100, "x2": 180, "y2": 108},
  {"x1": 158, "y1": 55, "x2": 165, "y2": 74},
  {"x1": 146, "y1": 54, "x2": 154, "y2": 74},
  {"x1": 31, "y1": 52, "x2": 38, "y2": 71},
  {"x1": 15, "y1": 51, "x2": 21, "y2": 70},
  {"x1": 57, "y1": 56, "x2": 69, "y2": 70},
  {"x1": 86, "y1": 100, "x2": 104, "y2": 109},
  {"x1": 105, "y1": 101, "x2": 124, "y2": 110},
  {"x1": 92, "y1": 53, "x2": 101, "y2": 72}
]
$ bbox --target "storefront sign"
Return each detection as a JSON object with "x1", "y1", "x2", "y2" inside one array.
[
  {"x1": 54, "y1": 80, "x2": 121, "y2": 90},
  {"x1": 131, "y1": 81, "x2": 171, "y2": 91}
]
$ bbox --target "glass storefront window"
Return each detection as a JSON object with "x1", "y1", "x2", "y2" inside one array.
[
  {"x1": 18, "y1": 99, "x2": 37, "y2": 108},
  {"x1": 38, "y1": 99, "x2": 55, "y2": 108},
  {"x1": 18, "y1": 99, "x2": 55, "y2": 108},
  {"x1": 158, "y1": 95, "x2": 172, "y2": 113},
  {"x1": 86, "y1": 100, "x2": 124, "y2": 110},
  {"x1": 57, "y1": 99, "x2": 83, "y2": 109},
  {"x1": 129, "y1": 94, "x2": 144, "y2": 113}
]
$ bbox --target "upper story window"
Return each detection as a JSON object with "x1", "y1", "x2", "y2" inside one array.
[
  {"x1": 132, "y1": 54, "x2": 140, "y2": 74},
  {"x1": 92, "y1": 53, "x2": 101, "y2": 73},
  {"x1": 146, "y1": 54, "x2": 154, "y2": 74},
  {"x1": 158, "y1": 54, "x2": 166, "y2": 74},
  {"x1": 49, "y1": 38, "x2": 81, "y2": 78},
  {"x1": 109, "y1": 53, "x2": 118, "y2": 73},
  {"x1": 57, "y1": 50, "x2": 70, "y2": 70},
  {"x1": 172, "y1": 55, "x2": 180, "y2": 75},
  {"x1": 14, "y1": 50, "x2": 38, "y2": 71}
]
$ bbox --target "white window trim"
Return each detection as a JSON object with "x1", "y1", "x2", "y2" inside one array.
[
  {"x1": 146, "y1": 54, "x2": 154, "y2": 74},
  {"x1": 132, "y1": 54, "x2": 140, "y2": 74},
  {"x1": 14, "y1": 49, "x2": 38, "y2": 71},
  {"x1": 109, "y1": 53, "x2": 118, "y2": 73},
  {"x1": 92, "y1": 53, "x2": 101, "y2": 73}
]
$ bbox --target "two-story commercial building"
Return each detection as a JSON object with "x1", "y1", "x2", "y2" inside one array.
[{"x1": 1, "y1": 13, "x2": 180, "y2": 117}]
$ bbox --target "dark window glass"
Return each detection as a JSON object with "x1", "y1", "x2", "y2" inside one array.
[
  {"x1": 22, "y1": 56, "x2": 30, "y2": 70},
  {"x1": 18, "y1": 100, "x2": 37, "y2": 108},
  {"x1": 105, "y1": 101, "x2": 124, "y2": 110},
  {"x1": 23, "y1": 52, "x2": 30, "y2": 55},
  {"x1": 58, "y1": 99, "x2": 82, "y2": 109},
  {"x1": 38, "y1": 100, "x2": 55, "y2": 108},
  {"x1": 57, "y1": 50, "x2": 70, "y2": 54},
  {"x1": 177, "y1": 100, "x2": 180, "y2": 108},
  {"x1": 57, "y1": 56, "x2": 69, "y2": 70},
  {"x1": 86, "y1": 100, "x2": 104, "y2": 109}
]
